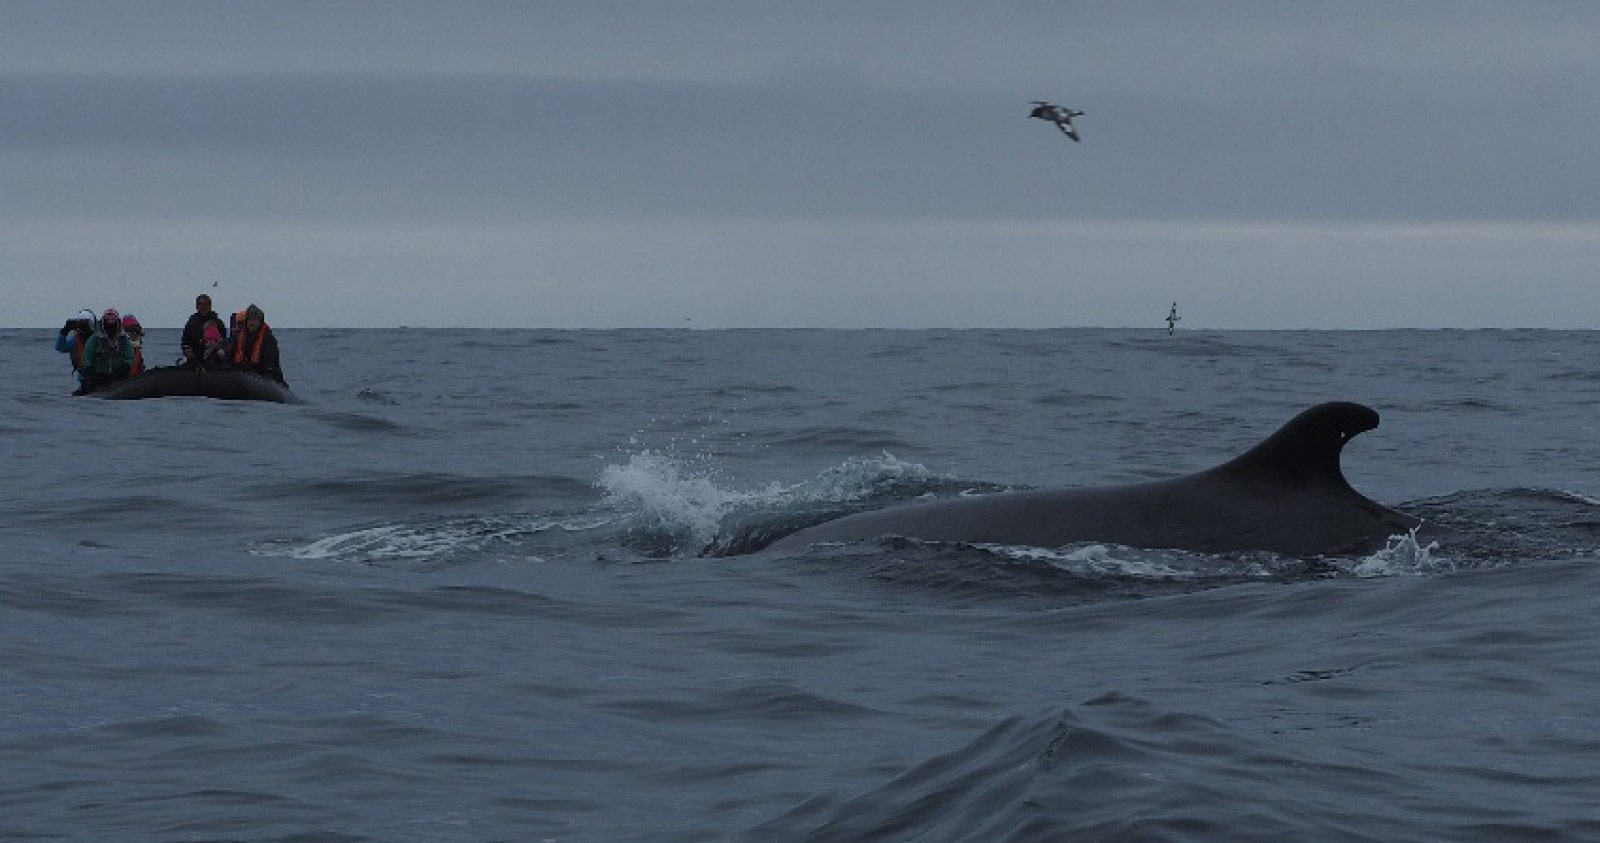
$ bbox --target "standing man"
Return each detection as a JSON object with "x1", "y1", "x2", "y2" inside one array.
[{"x1": 181, "y1": 293, "x2": 228, "y2": 366}]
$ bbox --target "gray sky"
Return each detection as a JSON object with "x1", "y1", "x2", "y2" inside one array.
[{"x1": 4, "y1": 1, "x2": 1598, "y2": 328}]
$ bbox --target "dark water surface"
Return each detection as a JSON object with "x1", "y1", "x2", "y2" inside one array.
[{"x1": 4, "y1": 328, "x2": 1600, "y2": 841}]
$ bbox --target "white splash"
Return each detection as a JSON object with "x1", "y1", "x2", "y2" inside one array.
[
  {"x1": 596, "y1": 449, "x2": 779, "y2": 548},
  {"x1": 595, "y1": 450, "x2": 938, "y2": 549},
  {"x1": 264, "y1": 516, "x2": 559, "y2": 563},
  {"x1": 1350, "y1": 528, "x2": 1452, "y2": 577},
  {"x1": 787, "y1": 452, "x2": 938, "y2": 502}
]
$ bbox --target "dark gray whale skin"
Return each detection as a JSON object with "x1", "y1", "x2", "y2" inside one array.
[{"x1": 770, "y1": 402, "x2": 1423, "y2": 557}]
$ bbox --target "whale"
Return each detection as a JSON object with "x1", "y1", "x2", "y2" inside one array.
[{"x1": 768, "y1": 402, "x2": 1424, "y2": 557}]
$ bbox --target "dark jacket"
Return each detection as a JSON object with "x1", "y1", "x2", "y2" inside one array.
[
  {"x1": 181, "y1": 311, "x2": 228, "y2": 361},
  {"x1": 231, "y1": 324, "x2": 284, "y2": 382}
]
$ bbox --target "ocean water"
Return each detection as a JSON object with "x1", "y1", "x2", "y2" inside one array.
[{"x1": 4, "y1": 327, "x2": 1599, "y2": 842}]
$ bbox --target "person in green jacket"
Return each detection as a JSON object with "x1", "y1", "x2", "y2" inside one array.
[{"x1": 76, "y1": 308, "x2": 135, "y2": 394}]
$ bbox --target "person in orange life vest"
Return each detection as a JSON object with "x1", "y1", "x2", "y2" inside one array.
[
  {"x1": 55, "y1": 309, "x2": 96, "y2": 387},
  {"x1": 120, "y1": 313, "x2": 146, "y2": 375},
  {"x1": 77, "y1": 308, "x2": 135, "y2": 393},
  {"x1": 231, "y1": 304, "x2": 284, "y2": 383}
]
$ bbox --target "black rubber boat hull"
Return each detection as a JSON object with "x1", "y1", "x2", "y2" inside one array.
[{"x1": 84, "y1": 366, "x2": 300, "y2": 403}]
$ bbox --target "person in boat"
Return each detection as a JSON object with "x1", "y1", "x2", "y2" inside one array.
[
  {"x1": 55, "y1": 309, "x2": 97, "y2": 388},
  {"x1": 230, "y1": 304, "x2": 284, "y2": 383},
  {"x1": 181, "y1": 293, "x2": 228, "y2": 366},
  {"x1": 77, "y1": 308, "x2": 135, "y2": 394},
  {"x1": 121, "y1": 313, "x2": 146, "y2": 376},
  {"x1": 199, "y1": 321, "x2": 230, "y2": 367}
]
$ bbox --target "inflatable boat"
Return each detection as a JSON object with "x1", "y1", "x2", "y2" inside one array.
[{"x1": 82, "y1": 366, "x2": 300, "y2": 403}]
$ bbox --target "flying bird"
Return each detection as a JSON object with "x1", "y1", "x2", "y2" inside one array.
[{"x1": 1029, "y1": 101, "x2": 1084, "y2": 142}]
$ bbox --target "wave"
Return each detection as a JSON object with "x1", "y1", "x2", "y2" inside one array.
[
  {"x1": 258, "y1": 514, "x2": 581, "y2": 569},
  {"x1": 1403, "y1": 487, "x2": 1600, "y2": 563},
  {"x1": 745, "y1": 694, "x2": 1363, "y2": 842},
  {"x1": 750, "y1": 537, "x2": 1435, "y2": 606},
  {"x1": 306, "y1": 409, "x2": 412, "y2": 434},
  {"x1": 745, "y1": 685, "x2": 1600, "y2": 842}
]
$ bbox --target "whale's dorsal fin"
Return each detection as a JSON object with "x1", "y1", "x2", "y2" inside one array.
[{"x1": 1212, "y1": 401, "x2": 1379, "y2": 488}]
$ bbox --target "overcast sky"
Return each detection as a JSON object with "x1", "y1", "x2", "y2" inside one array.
[{"x1": 4, "y1": 1, "x2": 1598, "y2": 328}]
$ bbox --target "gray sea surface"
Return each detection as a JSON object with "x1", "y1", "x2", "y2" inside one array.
[{"x1": 4, "y1": 327, "x2": 1599, "y2": 841}]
